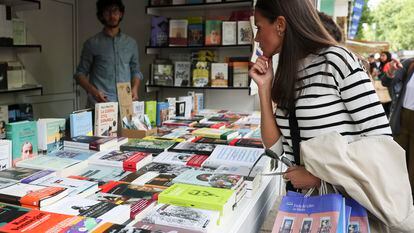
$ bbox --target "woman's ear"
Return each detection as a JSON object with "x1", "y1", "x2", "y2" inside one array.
[{"x1": 275, "y1": 16, "x2": 287, "y2": 34}]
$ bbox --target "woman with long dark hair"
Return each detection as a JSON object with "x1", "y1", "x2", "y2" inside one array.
[{"x1": 250, "y1": 0, "x2": 391, "y2": 189}]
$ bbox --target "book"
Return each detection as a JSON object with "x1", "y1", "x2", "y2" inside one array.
[
  {"x1": 192, "y1": 137, "x2": 228, "y2": 145},
  {"x1": 156, "y1": 102, "x2": 170, "y2": 127},
  {"x1": 100, "y1": 181, "x2": 160, "y2": 200},
  {"x1": 0, "y1": 140, "x2": 11, "y2": 170},
  {"x1": 27, "y1": 175, "x2": 99, "y2": 198},
  {"x1": 153, "y1": 151, "x2": 208, "y2": 167},
  {"x1": 192, "y1": 128, "x2": 239, "y2": 140},
  {"x1": 202, "y1": 145, "x2": 264, "y2": 168},
  {"x1": 87, "y1": 192, "x2": 143, "y2": 205},
  {"x1": 205, "y1": 20, "x2": 222, "y2": 45},
  {"x1": 134, "y1": 221, "x2": 204, "y2": 233},
  {"x1": 166, "y1": 97, "x2": 176, "y2": 119},
  {"x1": 5, "y1": 121, "x2": 38, "y2": 166},
  {"x1": 16, "y1": 155, "x2": 88, "y2": 177},
  {"x1": 94, "y1": 102, "x2": 118, "y2": 137},
  {"x1": 6, "y1": 61, "x2": 25, "y2": 89},
  {"x1": 88, "y1": 150, "x2": 152, "y2": 172},
  {"x1": 237, "y1": 20, "x2": 253, "y2": 45},
  {"x1": 210, "y1": 63, "x2": 228, "y2": 87},
  {"x1": 116, "y1": 82, "x2": 134, "y2": 126},
  {"x1": 70, "y1": 110, "x2": 93, "y2": 138},
  {"x1": 0, "y1": 167, "x2": 53, "y2": 182},
  {"x1": 120, "y1": 139, "x2": 176, "y2": 153},
  {"x1": 68, "y1": 164, "x2": 141, "y2": 185},
  {"x1": 0, "y1": 177, "x2": 17, "y2": 189},
  {"x1": 175, "y1": 100, "x2": 186, "y2": 117},
  {"x1": 222, "y1": 21, "x2": 237, "y2": 45},
  {"x1": 188, "y1": 16, "x2": 204, "y2": 46},
  {"x1": 169, "y1": 142, "x2": 216, "y2": 155},
  {"x1": 91, "y1": 222, "x2": 151, "y2": 233},
  {"x1": 178, "y1": 95, "x2": 193, "y2": 118},
  {"x1": 232, "y1": 61, "x2": 249, "y2": 87},
  {"x1": 64, "y1": 135, "x2": 118, "y2": 151},
  {"x1": 37, "y1": 118, "x2": 66, "y2": 154},
  {"x1": 193, "y1": 93, "x2": 204, "y2": 114},
  {"x1": 141, "y1": 204, "x2": 219, "y2": 232},
  {"x1": 158, "y1": 183, "x2": 235, "y2": 218},
  {"x1": 47, "y1": 148, "x2": 96, "y2": 161},
  {"x1": 131, "y1": 199, "x2": 157, "y2": 220},
  {"x1": 0, "y1": 183, "x2": 68, "y2": 208},
  {"x1": 41, "y1": 196, "x2": 130, "y2": 224},
  {"x1": 0, "y1": 62, "x2": 7, "y2": 90},
  {"x1": 66, "y1": 217, "x2": 102, "y2": 233},
  {"x1": 145, "y1": 101, "x2": 157, "y2": 127},
  {"x1": 174, "y1": 61, "x2": 191, "y2": 87},
  {"x1": 0, "y1": 105, "x2": 7, "y2": 139},
  {"x1": 229, "y1": 138, "x2": 263, "y2": 148},
  {"x1": 150, "y1": 16, "x2": 169, "y2": 47},
  {"x1": 169, "y1": 19, "x2": 188, "y2": 46},
  {"x1": 152, "y1": 63, "x2": 174, "y2": 86},
  {"x1": 173, "y1": 169, "x2": 244, "y2": 190},
  {"x1": 8, "y1": 104, "x2": 34, "y2": 123},
  {"x1": 192, "y1": 61, "x2": 210, "y2": 87},
  {"x1": 133, "y1": 101, "x2": 146, "y2": 120},
  {"x1": 0, "y1": 203, "x2": 30, "y2": 227},
  {"x1": 213, "y1": 165, "x2": 262, "y2": 197},
  {"x1": 140, "y1": 162, "x2": 193, "y2": 176},
  {"x1": 144, "y1": 173, "x2": 176, "y2": 190}
]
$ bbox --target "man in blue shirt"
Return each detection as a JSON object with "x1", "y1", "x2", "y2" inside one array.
[{"x1": 74, "y1": 0, "x2": 143, "y2": 107}]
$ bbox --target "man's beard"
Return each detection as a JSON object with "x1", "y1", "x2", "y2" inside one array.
[{"x1": 104, "y1": 19, "x2": 120, "y2": 28}]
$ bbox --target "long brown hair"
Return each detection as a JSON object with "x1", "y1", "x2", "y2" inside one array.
[{"x1": 255, "y1": 0, "x2": 337, "y2": 111}]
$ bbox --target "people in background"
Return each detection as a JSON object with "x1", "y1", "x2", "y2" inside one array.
[
  {"x1": 74, "y1": 0, "x2": 143, "y2": 108},
  {"x1": 382, "y1": 57, "x2": 414, "y2": 197},
  {"x1": 250, "y1": 0, "x2": 390, "y2": 190},
  {"x1": 378, "y1": 51, "x2": 394, "y2": 117}
]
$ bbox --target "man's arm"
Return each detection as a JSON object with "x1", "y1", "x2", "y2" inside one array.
[
  {"x1": 131, "y1": 76, "x2": 140, "y2": 101},
  {"x1": 130, "y1": 41, "x2": 144, "y2": 101},
  {"x1": 75, "y1": 75, "x2": 107, "y2": 102}
]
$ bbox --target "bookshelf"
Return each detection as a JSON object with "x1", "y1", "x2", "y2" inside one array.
[
  {"x1": 146, "y1": 44, "x2": 252, "y2": 55},
  {"x1": 0, "y1": 85, "x2": 43, "y2": 95},
  {"x1": 0, "y1": 44, "x2": 42, "y2": 52},
  {"x1": 0, "y1": 0, "x2": 41, "y2": 12},
  {"x1": 146, "y1": 84, "x2": 250, "y2": 92}
]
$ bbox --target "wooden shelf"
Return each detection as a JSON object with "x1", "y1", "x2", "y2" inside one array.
[
  {"x1": 146, "y1": 0, "x2": 253, "y2": 15},
  {"x1": 0, "y1": 85, "x2": 43, "y2": 95},
  {"x1": 0, "y1": 44, "x2": 42, "y2": 52},
  {"x1": 0, "y1": 0, "x2": 41, "y2": 11},
  {"x1": 146, "y1": 44, "x2": 252, "y2": 55}
]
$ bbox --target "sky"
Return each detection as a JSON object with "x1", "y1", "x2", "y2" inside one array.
[{"x1": 368, "y1": 0, "x2": 382, "y2": 9}]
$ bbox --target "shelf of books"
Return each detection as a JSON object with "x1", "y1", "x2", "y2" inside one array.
[
  {"x1": 146, "y1": 44, "x2": 252, "y2": 55},
  {"x1": 146, "y1": 0, "x2": 254, "y2": 16},
  {"x1": 146, "y1": 84, "x2": 250, "y2": 92},
  {"x1": 0, "y1": 85, "x2": 43, "y2": 95},
  {"x1": 0, "y1": 0, "x2": 41, "y2": 11},
  {"x1": 0, "y1": 44, "x2": 42, "y2": 52}
]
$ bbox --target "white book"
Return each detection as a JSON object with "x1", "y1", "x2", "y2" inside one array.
[
  {"x1": 94, "y1": 102, "x2": 118, "y2": 137},
  {"x1": 222, "y1": 21, "x2": 237, "y2": 45},
  {"x1": 166, "y1": 97, "x2": 176, "y2": 119},
  {"x1": 152, "y1": 151, "x2": 195, "y2": 166},
  {"x1": 37, "y1": 118, "x2": 66, "y2": 153},
  {"x1": 0, "y1": 177, "x2": 16, "y2": 189},
  {"x1": 88, "y1": 150, "x2": 152, "y2": 171},
  {"x1": 131, "y1": 171, "x2": 159, "y2": 186},
  {"x1": 174, "y1": 61, "x2": 191, "y2": 87},
  {"x1": 7, "y1": 61, "x2": 25, "y2": 89},
  {"x1": 142, "y1": 203, "x2": 219, "y2": 233},
  {"x1": 237, "y1": 21, "x2": 253, "y2": 45},
  {"x1": 28, "y1": 175, "x2": 99, "y2": 198},
  {"x1": 211, "y1": 63, "x2": 228, "y2": 87},
  {"x1": 202, "y1": 145, "x2": 264, "y2": 168},
  {"x1": 0, "y1": 105, "x2": 8, "y2": 139},
  {"x1": 41, "y1": 196, "x2": 130, "y2": 225},
  {"x1": 133, "y1": 101, "x2": 145, "y2": 120},
  {"x1": 0, "y1": 140, "x2": 11, "y2": 170},
  {"x1": 178, "y1": 96, "x2": 193, "y2": 118},
  {"x1": 70, "y1": 164, "x2": 138, "y2": 183},
  {"x1": 12, "y1": 18, "x2": 26, "y2": 45}
]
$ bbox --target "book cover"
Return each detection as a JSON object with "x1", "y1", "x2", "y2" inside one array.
[
  {"x1": 0, "y1": 167, "x2": 44, "y2": 181},
  {"x1": 174, "y1": 61, "x2": 191, "y2": 87},
  {"x1": 0, "y1": 140, "x2": 11, "y2": 170},
  {"x1": 152, "y1": 63, "x2": 174, "y2": 86},
  {"x1": 0, "y1": 105, "x2": 8, "y2": 139},
  {"x1": 141, "y1": 162, "x2": 193, "y2": 176},
  {"x1": 158, "y1": 183, "x2": 235, "y2": 216},
  {"x1": 145, "y1": 101, "x2": 157, "y2": 127},
  {"x1": 135, "y1": 221, "x2": 204, "y2": 233},
  {"x1": 156, "y1": 102, "x2": 170, "y2": 127},
  {"x1": 229, "y1": 138, "x2": 263, "y2": 148},
  {"x1": 237, "y1": 21, "x2": 253, "y2": 45},
  {"x1": 211, "y1": 63, "x2": 228, "y2": 87},
  {"x1": 222, "y1": 21, "x2": 237, "y2": 45},
  {"x1": 0, "y1": 177, "x2": 16, "y2": 189},
  {"x1": 100, "y1": 181, "x2": 160, "y2": 200},
  {"x1": 5, "y1": 121, "x2": 38, "y2": 166},
  {"x1": 202, "y1": 145, "x2": 264, "y2": 168},
  {"x1": 0, "y1": 203, "x2": 30, "y2": 227},
  {"x1": 145, "y1": 173, "x2": 176, "y2": 190},
  {"x1": 169, "y1": 142, "x2": 216, "y2": 155},
  {"x1": 193, "y1": 93, "x2": 204, "y2": 114},
  {"x1": 116, "y1": 82, "x2": 134, "y2": 127},
  {"x1": 37, "y1": 118, "x2": 66, "y2": 153},
  {"x1": 66, "y1": 217, "x2": 102, "y2": 233},
  {"x1": 68, "y1": 164, "x2": 140, "y2": 185},
  {"x1": 16, "y1": 155, "x2": 83, "y2": 172},
  {"x1": 141, "y1": 204, "x2": 219, "y2": 232},
  {"x1": 166, "y1": 97, "x2": 176, "y2": 119},
  {"x1": 192, "y1": 61, "x2": 210, "y2": 87},
  {"x1": 89, "y1": 150, "x2": 152, "y2": 172},
  {"x1": 169, "y1": 19, "x2": 188, "y2": 46},
  {"x1": 48, "y1": 149, "x2": 95, "y2": 161},
  {"x1": 94, "y1": 102, "x2": 118, "y2": 137},
  {"x1": 186, "y1": 154, "x2": 209, "y2": 167},
  {"x1": 131, "y1": 199, "x2": 156, "y2": 219},
  {"x1": 88, "y1": 192, "x2": 143, "y2": 205},
  {"x1": 175, "y1": 100, "x2": 186, "y2": 117},
  {"x1": 192, "y1": 128, "x2": 239, "y2": 140},
  {"x1": 120, "y1": 139, "x2": 175, "y2": 153},
  {"x1": 188, "y1": 16, "x2": 204, "y2": 46},
  {"x1": 173, "y1": 169, "x2": 243, "y2": 190},
  {"x1": 8, "y1": 104, "x2": 33, "y2": 123},
  {"x1": 178, "y1": 95, "x2": 193, "y2": 118},
  {"x1": 205, "y1": 20, "x2": 222, "y2": 45},
  {"x1": 150, "y1": 16, "x2": 169, "y2": 47},
  {"x1": 70, "y1": 110, "x2": 93, "y2": 138},
  {"x1": 153, "y1": 151, "x2": 196, "y2": 166},
  {"x1": 64, "y1": 135, "x2": 117, "y2": 151},
  {"x1": 91, "y1": 222, "x2": 150, "y2": 233},
  {"x1": 192, "y1": 136, "x2": 228, "y2": 145},
  {"x1": 232, "y1": 61, "x2": 249, "y2": 87}
]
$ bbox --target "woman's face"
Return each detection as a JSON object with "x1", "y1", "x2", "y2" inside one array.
[
  {"x1": 254, "y1": 10, "x2": 283, "y2": 58},
  {"x1": 380, "y1": 53, "x2": 388, "y2": 62}
]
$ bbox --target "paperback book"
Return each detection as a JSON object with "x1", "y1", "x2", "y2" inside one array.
[
  {"x1": 188, "y1": 16, "x2": 204, "y2": 46},
  {"x1": 70, "y1": 109, "x2": 93, "y2": 138},
  {"x1": 0, "y1": 140, "x2": 11, "y2": 170},
  {"x1": 37, "y1": 118, "x2": 66, "y2": 154},
  {"x1": 120, "y1": 139, "x2": 176, "y2": 153},
  {"x1": 174, "y1": 61, "x2": 191, "y2": 87},
  {"x1": 205, "y1": 20, "x2": 221, "y2": 45},
  {"x1": 211, "y1": 63, "x2": 228, "y2": 87},
  {"x1": 169, "y1": 19, "x2": 188, "y2": 46},
  {"x1": 63, "y1": 135, "x2": 118, "y2": 151},
  {"x1": 192, "y1": 61, "x2": 210, "y2": 87},
  {"x1": 222, "y1": 21, "x2": 237, "y2": 45},
  {"x1": 173, "y1": 169, "x2": 244, "y2": 190},
  {"x1": 100, "y1": 181, "x2": 160, "y2": 200},
  {"x1": 94, "y1": 102, "x2": 118, "y2": 137},
  {"x1": 150, "y1": 16, "x2": 169, "y2": 47},
  {"x1": 202, "y1": 145, "x2": 264, "y2": 168},
  {"x1": 5, "y1": 121, "x2": 38, "y2": 166},
  {"x1": 152, "y1": 63, "x2": 174, "y2": 86},
  {"x1": 68, "y1": 164, "x2": 141, "y2": 185},
  {"x1": 169, "y1": 141, "x2": 216, "y2": 155},
  {"x1": 88, "y1": 150, "x2": 152, "y2": 172},
  {"x1": 0, "y1": 105, "x2": 8, "y2": 139},
  {"x1": 152, "y1": 151, "x2": 208, "y2": 167}
]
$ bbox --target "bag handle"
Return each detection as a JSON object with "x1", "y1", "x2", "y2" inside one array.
[{"x1": 305, "y1": 181, "x2": 339, "y2": 197}]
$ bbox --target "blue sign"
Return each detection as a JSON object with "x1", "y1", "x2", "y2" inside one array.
[{"x1": 348, "y1": 0, "x2": 365, "y2": 39}]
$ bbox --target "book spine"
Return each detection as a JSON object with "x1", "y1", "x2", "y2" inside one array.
[{"x1": 0, "y1": 193, "x2": 21, "y2": 206}]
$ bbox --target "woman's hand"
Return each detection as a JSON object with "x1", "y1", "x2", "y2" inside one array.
[
  {"x1": 283, "y1": 166, "x2": 321, "y2": 190},
  {"x1": 249, "y1": 56, "x2": 274, "y2": 92},
  {"x1": 385, "y1": 58, "x2": 403, "y2": 78}
]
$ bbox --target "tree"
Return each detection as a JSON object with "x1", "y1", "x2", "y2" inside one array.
[{"x1": 355, "y1": 0, "x2": 373, "y2": 40}]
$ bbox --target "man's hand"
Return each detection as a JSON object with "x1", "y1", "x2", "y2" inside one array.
[
  {"x1": 94, "y1": 91, "x2": 108, "y2": 103},
  {"x1": 385, "y1": 58, "x2": 403, "y2": 78},
  {"x1": 283, "y1": 166, "x2": 321, "y2": 190},
  {"x1": 132, "y1": 89, "x2": 139, "y2": 101}
]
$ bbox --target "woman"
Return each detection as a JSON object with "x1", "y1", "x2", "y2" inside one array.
[{"x1": 249, "y1": 0, "x2": 391, "y2": 190}]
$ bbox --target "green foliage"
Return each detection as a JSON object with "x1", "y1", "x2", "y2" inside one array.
[{"x1": 355, "y1": 0, "x2": 373, "y2": 40}]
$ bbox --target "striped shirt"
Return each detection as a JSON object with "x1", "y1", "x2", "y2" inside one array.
[{"x1": 269, "y1": 46, "x2": 392, "y2": 161}]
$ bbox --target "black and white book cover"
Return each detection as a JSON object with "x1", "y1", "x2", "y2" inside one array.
[
  {"x1": 174, "y1": 61, "x2": 191, "y2": 87},
  {"x1": 169, "y1": 142, "x2": 216, "y2": 155}
]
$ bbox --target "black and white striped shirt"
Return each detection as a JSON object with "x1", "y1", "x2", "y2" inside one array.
[{"x1": 270, "y1": 46, "x2": 392, "y2": 160}]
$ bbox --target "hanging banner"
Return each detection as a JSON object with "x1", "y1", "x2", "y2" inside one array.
[{"x1": 348, "y1": 0, "x2": 365, "y2": 39}]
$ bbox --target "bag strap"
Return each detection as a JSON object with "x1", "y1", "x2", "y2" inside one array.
[{"x1": 289, "y1": 108, "x2": 301, "y2": 165}]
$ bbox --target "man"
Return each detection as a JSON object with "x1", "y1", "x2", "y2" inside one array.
[
  {"x1": 74, "y1": 0, "x2": 143, "y2": 107},
  {"x1": 383, "y1": 58, "x2": 414, "y2": 196}
]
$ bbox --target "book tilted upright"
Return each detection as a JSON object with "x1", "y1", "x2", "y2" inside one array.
[
  {"x1": 70, "y1": 109, "x2": 93, "y2": 138},
  {"x1": 5, "y1": 121, "x2": 38, "y2": 166},
  {"x1": 237, "y1": 20, "x2": 253, "y2": 45},
  {"x1": 156, "y1": 102, "x2": 170, "y2": 127},
  {"x1": 88, "y1": 150, "x2": 152, "y2": 172},
  {"x1": 232, "y1": 61, "x2": 249, "y2": 87},
  {"x1": 188, "y1": 16, "x2": 204, "y2": 46},
  {"x1": 174, "y1": 61, "x2": 191, "y2": 87},
  {"x1": 0, "y1": 182, "x2": 68, "y2": 208},
  {"x1": 133, "y1": 101, "x2": 146, "y2": 120},
  {"x1": 150, "y1": 16, "x2": 169, "y2": 47},
  {"x1": 169, "y1": 141, "x2": 216, "y2": 155},
  {"x1": 205, "y1": 20, "x2": 222, "y2": 45},
  {"x1": 192, "y1": 61, "x2": 210, "y2": 87},
  {"x1": 169, "y1": 19, "x2": 188, "y2": 46},
  {"x1": 41, "y1": 196, "x2": 130, "y2": 225},
  {"x1": 192, "y1": 127, "x2": 239, "y2": 140},
  {"x1": 37, "y1": 118, "x2": 66, "y2": 154},
  {"x1": 120, "y1": 139, "x2": 176, "y2": 154},
  {"x1": 0, "y1": 105, "x2": 8, "y2": 139},
  {"x1": 178, "y1": 95, "x2": 193, "y2": 118},
  {"x1": 202, "y1": 145, "x2": 264, "y2": 169},
  {"x1": 222, "y1": 21, "x2": 237, "y2": 45},
  {"x1": 152, "y1": 63, "x2": 174, "y2": 86},
  {"x1": 158, "y1": 183, "x2": 235, "y2": 219},
  {"x1": 141, "y1": 203, "x2": 220, "y2": 232},
  {"x1": 166, "y1": 97, "x2": 176, "y2": 119},
  {"x1": 0, "y1": 140, "x2": 11, "y2": 171},
  {"x1": 210, "y1": 63, "x2": 228, "y2": 87},
  {"x1": 145, "y1": 100, "x2": 157, "y2": 127},
  {"x1": 94, "y1": 102, "x2": 118, "y2": 137},
  {"x1": 64, "y1": 135, "x2": 118, "y2": 151}
]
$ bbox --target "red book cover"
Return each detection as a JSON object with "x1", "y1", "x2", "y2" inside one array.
[
  {"x1": 186, "y1": 155, "x2": 209, "y2": 167},
  {"x1": 100, "y1": 181, "x2": 121, "y2": 193},
  {"x1": 123, "y1": 152, "x2": 150, "y2": 172},
  {"x1": 130, "y1": 199, "x2": 155, "y2": 219},
  {"x1": 20, "y1": 187, "x2": 66, "y2": 208},
  {"x1": 229, "y1": 138, "x2": 238, "y2": 146}
]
